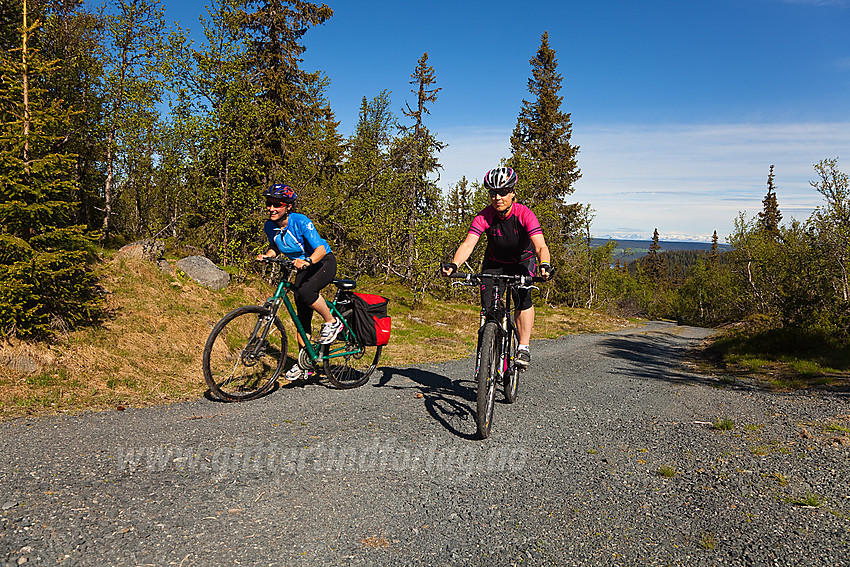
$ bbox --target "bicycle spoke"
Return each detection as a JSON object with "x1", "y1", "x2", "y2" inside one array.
[{"x1": 203, "y1": 306, "x2": 287, "y2": 401}]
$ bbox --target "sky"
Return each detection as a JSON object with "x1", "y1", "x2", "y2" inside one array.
[{"x1": 159, "y1": 0, "x2": 850, "y2": 242}]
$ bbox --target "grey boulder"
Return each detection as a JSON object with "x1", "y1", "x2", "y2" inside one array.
[{"x1": 175, "y1": 255, "x2": 230, "y2": 290}]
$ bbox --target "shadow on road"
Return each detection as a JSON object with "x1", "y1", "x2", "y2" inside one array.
[
  {"x1": 600, "y1": 324, "x2": 850, "y2": 398},
  {"x1": 598, "y1": 331, "x2": 759, "y2": 391},
  {"x1": 374, "y1": 366, "x2": 479, "y2": 440}
]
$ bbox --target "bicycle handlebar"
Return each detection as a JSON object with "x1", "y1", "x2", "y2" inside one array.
[
  {"x1": 441, "y1": 266, "x2": 551, "y2": 285},
  {"x1": 258, "y1": 256, "x2": 296, "y2": 269}
]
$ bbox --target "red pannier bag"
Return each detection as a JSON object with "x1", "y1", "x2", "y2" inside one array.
[{"x1": 350, "y1": 293, "x2": 391, "y2": 346}]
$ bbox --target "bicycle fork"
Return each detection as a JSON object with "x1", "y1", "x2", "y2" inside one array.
[
  {"x1": 475, "y1": 314, "x2": 511, "y2": 382},
  {"x1": 243, "y1": 299, "x2": 281, "y2": 363}
]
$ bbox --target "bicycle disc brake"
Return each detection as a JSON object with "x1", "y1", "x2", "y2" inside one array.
[{"x1": 241, "y1": 338, "x2": 266, "y2": 366}]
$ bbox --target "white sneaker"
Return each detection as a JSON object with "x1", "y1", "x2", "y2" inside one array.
[
  {"x1": 284, "y1": 364, "x2": 313, "y2": 381},
  {"x1": 319, "y1": 318, "x2": 344, "y2": 344}
]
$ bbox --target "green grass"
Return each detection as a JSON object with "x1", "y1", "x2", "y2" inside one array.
[
  {"x1": 707, "y1": 322, "x2": 850, "y2": 391},
  {"x1": 656, "y1": 465, "x2": 677, "y2": 478},
  {"x1": 825, "y1": 423, "x2": 850, "y2": 435},
  {"x1": 772, "y1": 472, "x2": 789, "y2": 486},
  {"x1": 712, "y1": 418, "x2": 735, "y2": 431},
  {"x1": 750, "y1": 445, "x2": 770, "y2": 456},
  {"x1": 697, "y1": 532, "x2": 717, "y2": 551},
  {"x1": 786, "y1": 493, "x2": 823, "y2": 507}
]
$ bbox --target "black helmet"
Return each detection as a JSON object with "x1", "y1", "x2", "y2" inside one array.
[
  {"x1": 483, "y1": 167, "x2": 517, "y2": 191},
  {"x1": 263, "y1": 183, "x2": 297, "y2": 203}
]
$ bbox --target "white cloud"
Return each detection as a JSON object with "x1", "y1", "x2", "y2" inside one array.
[{"x1": 435, "y1": 122, "x2": 850, "y2": 243}]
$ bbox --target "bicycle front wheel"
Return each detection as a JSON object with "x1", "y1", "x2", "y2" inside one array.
[
  {"x1": 202, "y1": 306, "x2": 288, "y2": 402},
  {"x1": 321, "y1": 309, "x2": 381, "y2": 389},
  {"x1": 476, "y1": 322, "x2": 500, "y2": 439},
  {"x1": 502, "y1": 326, "x2": 519, "y2": 404}
]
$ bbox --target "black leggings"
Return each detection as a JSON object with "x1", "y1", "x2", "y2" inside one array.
[{"x1": 293, "y1": 252, "x2": 337, "y2": 335}]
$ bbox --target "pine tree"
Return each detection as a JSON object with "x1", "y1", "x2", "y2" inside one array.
[
  {"x1": 0, "y1": 0, "x2": 102, "y2": 338},
  {"x1": 758, "y1": 164, "x2": 782, "y2": 240}
]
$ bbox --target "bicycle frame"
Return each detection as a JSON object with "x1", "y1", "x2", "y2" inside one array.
[
  {"x1": 260, "y1": 260, "x2": 358, "y2": 367},
  {"x1": 450, "y1": 272, "x2": 538, "y2": 377}
]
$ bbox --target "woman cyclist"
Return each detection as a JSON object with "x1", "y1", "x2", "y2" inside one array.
[
  {"x1": 441, "y1": 167, "x2": 552, "y2": 369},
  {"x1": 256, "y1": 183, "x2": 343, "y2": 380}
]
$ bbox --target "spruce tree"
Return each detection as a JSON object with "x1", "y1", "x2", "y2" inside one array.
[
  {"x1": 758, "y1": 164, "x2": 782, "y2": 240},
  {"x1": 508, "y1": 32, "x2": 581, "y2": 302},
  {"x1": 0, "y1": 0, "x2": 102, "y2": 338},
  {"x1": 445, "y1": 176, "x2": 476, "y2": 231},
  {"x1": 398, "y1": 52, "x2": 443, "y2": 277},
  {"x1": 509, "y1": 32, "x2": 580, "y2": 214},
  {"x1": 646, "y1": 228, "x2": 665, "y2": 281},
  {"x1": 239, "y1": 0, "x2": 335, "y2": 180},
  {"x1": 709, "y1": 230, "x2": 720, "y2": 264},
  {"x1": 333, "y1": 91, "x2": 401, "y2": 275}
]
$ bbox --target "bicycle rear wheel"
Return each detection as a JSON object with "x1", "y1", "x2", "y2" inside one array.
[
  {"x1": 476, "y1": 322, "x2": 500, "y2": 439},
  {"x1": 321, "y1": 309, "x2": 381, "y2": 389},
  {"x1": 202, "y1": 306, "x2": 287, "y2": 401},
  {"x1": 502, "y1": 326, "x2": 519, "y2": 404}
]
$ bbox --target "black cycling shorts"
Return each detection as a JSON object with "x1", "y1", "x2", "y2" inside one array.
[
  {"x1": 293, "y1": 252, "x2": 337, "y2": 332},
  {"x1": 480, "y1": 257, "x2": 536, "y2": 312}
]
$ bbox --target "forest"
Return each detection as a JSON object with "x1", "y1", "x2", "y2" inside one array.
[{"x1": 1, "y1": 0, "x2": 849, "y2": 353}]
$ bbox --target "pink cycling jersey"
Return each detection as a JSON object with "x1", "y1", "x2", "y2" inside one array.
[{"x1": 469, "y1": 203, "x2": 543, "y2": 264}]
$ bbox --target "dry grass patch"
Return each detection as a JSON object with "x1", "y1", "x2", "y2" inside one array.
[
  {"x1": 0, "y1": 257, "x2": 637, "y2": 421},
  {"x1": 0, "y1": 257, "x2": 243, "y2": 420},
  {"x1": 360, "y1": 535, "x2": 391, "y2": 549}
]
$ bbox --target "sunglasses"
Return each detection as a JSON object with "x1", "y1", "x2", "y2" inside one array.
[
  {"x1": 488, "y1": 188, "x2": 513, "y2": 198},
  {"x1": 265, "y1": 201, "x2": 287, "y2": 209}
]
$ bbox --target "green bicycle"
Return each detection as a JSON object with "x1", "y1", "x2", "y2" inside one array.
[{"x1": 202, "y1": 257, "x2": 382, "y2": 401}]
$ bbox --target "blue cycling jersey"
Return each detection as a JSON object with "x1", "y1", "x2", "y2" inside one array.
[{"x1": 263, "y1": 214, "x2": 332, "y2": 261}]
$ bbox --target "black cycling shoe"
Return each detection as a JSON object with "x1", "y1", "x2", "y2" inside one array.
[{"x1": 515, "y1": 349, "x2": 531, "y2": 369}]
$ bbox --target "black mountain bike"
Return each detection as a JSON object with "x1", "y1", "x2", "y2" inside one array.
[
  {"x1": 202, "y1": 257, "x2": 382, "y2": 401},
  {"x1": 444, "y1": 268, "x2": 547, "y2": 439}
]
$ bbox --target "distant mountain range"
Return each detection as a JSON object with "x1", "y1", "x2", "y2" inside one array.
[{"x1": 591, "y1": 238, "x2": 731, "y2": 264}]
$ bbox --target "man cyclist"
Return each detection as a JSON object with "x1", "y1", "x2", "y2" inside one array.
[{"x1": 441, "y1": 166, "x2": 552, "y2": 369}]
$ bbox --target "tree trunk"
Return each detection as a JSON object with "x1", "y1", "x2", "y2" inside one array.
[
  {"x1": 21, "y1": 0, "x2": 30, "y2": 172},
  {"x1": 101, "y1": 130, "x2": 115, "y2": 239}
]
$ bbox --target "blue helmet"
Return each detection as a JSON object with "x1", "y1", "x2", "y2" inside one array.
[{"x1": 263, "y1": 184, "x2": 297, "y2": 203}]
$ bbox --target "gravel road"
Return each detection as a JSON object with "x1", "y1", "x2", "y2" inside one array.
[{"x1": 2, "y1": 321, "x2": 850, "y2": 566}]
